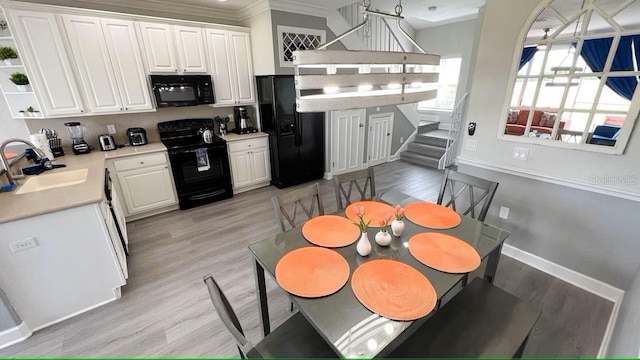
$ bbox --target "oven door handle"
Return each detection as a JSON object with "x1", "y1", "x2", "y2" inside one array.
[
  {"x1": 169, "y1": 147, "x2": 223, "y2": 155},
  {"x1": 189, "y1": 189, "x2": 226, "y2": 200}
]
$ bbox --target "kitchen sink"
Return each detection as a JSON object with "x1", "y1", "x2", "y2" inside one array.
[{"x1": 15, "y1": 168, "x2": 89, "y2": 194}]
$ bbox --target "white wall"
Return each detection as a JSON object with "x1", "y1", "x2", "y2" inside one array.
[
  {"x1": 459, "y1": 0, "x2": 640, "y2": 197},
  {"x1": 0, "y1": 97, "x2": 30, "y2": 141}
]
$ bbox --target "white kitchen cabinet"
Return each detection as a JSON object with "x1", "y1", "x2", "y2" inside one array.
[
  {"x1": 139, "y1": 22, "x2": 207, "y2": 73},
  {"x1": 112, "y1": 153, "x2": 178, "y2": 216},
  {"x1": 206, "y1": 29, "x2": 255, "y2": 106},
  {"x1": 138, "y1": 22, "x2": 178, "y2": 73},
  {"x1": 174, "y1": 25, "x2": 208, "y2": 73},
  {"x1": 7, "y1": 9, "x2": 85, "y2": 116},
  {"x1": 62, "y1": 15, "x2": 153, "y2": 114},
  {"x1": 228, "y1": 137, "x2": 270, "y2": 193}
]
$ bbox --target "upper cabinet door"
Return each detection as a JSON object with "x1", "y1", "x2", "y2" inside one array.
[
  {"x1": 7, "y1": 10, "x2": 85, "y2": 116},
  {"x1": 62, "y1": 15, "x2": 123, "y2": 113},
  {"x1": 138, "y1": 22, "x2": 178, "y2": 73},
  {"x1": 174, "y1": 26, "x2": 207, "y2": 73},
  {"x1": 206, "y1": 29, "x2": 235, "y2": 105},
  {"x1": 101, "y1": 19, "x2": 153, "y2": 111},
  {"x1": 229, "y1": 31, "x2": 255, "y2": 104}
]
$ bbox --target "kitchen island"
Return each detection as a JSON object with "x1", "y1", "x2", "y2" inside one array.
[{"x1": 0, "y1": 143, "x2": 166, "y2": 343}]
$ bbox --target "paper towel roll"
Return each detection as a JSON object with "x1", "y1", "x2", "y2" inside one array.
[{"x1": 30, "y1": 133, "x2": 55, "y2": 160}]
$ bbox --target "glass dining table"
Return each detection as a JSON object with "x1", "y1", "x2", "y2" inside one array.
[{"x1": 248, "y1": 194, "x2": 510, "y2": 358}]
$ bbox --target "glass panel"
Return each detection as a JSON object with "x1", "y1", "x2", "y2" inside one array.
[
  {"x1": 588, "y1": 113, "x2": 623, "y2": 146},
  {"x1": 528, "y1": 50, "x2": 546, "y2": 76},
  {"x1": 595, "y1": 0, "x2": 632, "y2": 16},
  {"x1": 612, "y1": 0, "x2": 640, "y2": 30},
  {"x1": 556, "y1": 13, "x2": 587, "y2": 39},
  {"x1": 526, "y1": 9, "x2": 564, "y2": 42},
  {"x1": 596, "y1": 77, "x2": 633, "y2": 111},
  {"x1": 564, "y1": 76, "x2": 600, "y2": 109},
  {"x1": 537, "y1": 77, "x2": 565, "y2": 108},
  {"x1": 550, "y1": 0, "x2": 586, "y2": 20},
  {"x1": 557, "y1": 111, "x2": 588, "y2": 143},
  {"x1": 586, "y1": 10, "x2": 615, "y2": 34},
  {"x1": 544, "y1": 41, "x2": 580, "y2": 74},
  {"x1": 511, "y1": 78, "x2": 525, "y2": 107},
  {"x1": 521, "y1": 78, "x2": 540, "y2": 107}
]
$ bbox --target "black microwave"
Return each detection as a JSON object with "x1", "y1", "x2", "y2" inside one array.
[{"x1": 150, "y1": 75, "x2": 215, "y2": 107}]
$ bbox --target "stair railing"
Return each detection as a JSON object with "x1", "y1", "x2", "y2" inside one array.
[
  {"x1": 338, "y1": 2, "x2": 405, "y2": 52},
  {"x1": 440, "y1": 92, "x2": 469, "y2": 169}
]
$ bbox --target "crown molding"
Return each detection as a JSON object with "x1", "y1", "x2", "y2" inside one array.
[
  {"x1": 268, "y1": 0, "x2": 334, "y2": 18},
  {"x1": 238, "y1": 0, "x2": 271, "y2": 22}
]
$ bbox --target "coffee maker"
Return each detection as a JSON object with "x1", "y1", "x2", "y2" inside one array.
[{"x1": 233, "y1": 106, "x2": 257, "y2": 134}]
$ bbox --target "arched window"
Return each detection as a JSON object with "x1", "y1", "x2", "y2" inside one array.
[{"x1": 501, "y1": 0, "x2": 640, "y2": 154}]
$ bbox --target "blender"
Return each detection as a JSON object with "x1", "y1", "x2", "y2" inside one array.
[{"x1": 65, "y1": 122, "x2": 91, "y2": 154}]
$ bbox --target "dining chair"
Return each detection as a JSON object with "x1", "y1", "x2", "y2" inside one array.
[
  {"x1": 437, "y1": 169, "x2": 499, "y2": 222},
  {"x1": 203, "y1": 274, "x2": 337, "y2": 358},
  {"x1": 271, "y1": 182, "x2": 325, "y2": 233},
  {"x1": 333, "y1": 167, "x2": 376, "y2": 210}
]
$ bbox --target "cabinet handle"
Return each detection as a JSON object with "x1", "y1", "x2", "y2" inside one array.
[
  {"x1": 125, "y1": 108, "x2": 128, "y2": 111},
  {"x1": 80, "y1": 110, "x2": 84, "y2": 113},
  {"x1": 184, "y1": 69, "x2": 186, "y2": 72},
  {"x1": 174, "y1": 69, "x2": 178, "y2": 72},
  {"x1": 140, "y1": 162, "x2": 144, "y2": 164},
  {"x1": 120, "y1": 108, "x2": 123, "y2": 111}
]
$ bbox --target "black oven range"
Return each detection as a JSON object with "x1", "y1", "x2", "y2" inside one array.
[{"x1": 158, "y1": 118, "x2": 232, "y2": 210}]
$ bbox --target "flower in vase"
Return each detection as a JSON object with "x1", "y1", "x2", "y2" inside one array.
[
  {"x1": 394, "y1": 205, "x2": 405, "y2": 221},
  {"x1": 352, "y1": 205, "x2": 370, "y2": 232},
  {"x1": 378, "y1": 213, "x2": 393, "y2": 232}
]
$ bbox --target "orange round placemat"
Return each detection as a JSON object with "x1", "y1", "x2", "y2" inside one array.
[
  {"x1": 345, "y1": 201, "x2": 395, "y2": 228},
  {"x1": 404, "y1": 202, "x2": 462, "y2": 229},
  {"x1": 302, "y1": 215, "x2": 360, "y2": 248},
  {"x1": 408, "y1": 232, "x2": 481, "y2": 273},
  {"x1": 351, "y1": 259, "x2": 437, "y2": 321},
  {"x1": 276, "y1": 247, "x2": 350, "y2": 298}
]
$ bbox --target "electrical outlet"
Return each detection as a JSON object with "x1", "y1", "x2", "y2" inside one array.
[
  {"x1": 499, "y1": 206, "x2": 510, "y2": 219},
  {"x1": 400, "y1": 137, "x2": 404, "y2": 143},
  {"x1": 465, "y1": 139, "x2": 478, "y2": 151},
  {"x1": 10, "y1": 237, "x2": 38, "y2": 253},
  {"x1": 107, "y1": 125, "x2": 116, "y2": 134},
  {"x1": 512, "y1": 147, "x2": 529, "y2": 160}
]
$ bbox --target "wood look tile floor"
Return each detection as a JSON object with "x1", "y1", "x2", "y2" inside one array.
[{"x1": 0, "y1": 160, "x2": 613, "y2": 358}]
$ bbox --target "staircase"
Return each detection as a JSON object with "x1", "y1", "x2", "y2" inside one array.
[{"x1": 401, "y1": 121, "x2": 450, "y2": 169}]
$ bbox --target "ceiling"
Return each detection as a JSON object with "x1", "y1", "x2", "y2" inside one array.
[{"x1": 143, "y1": 0, "x2": 485, "y2": 29}]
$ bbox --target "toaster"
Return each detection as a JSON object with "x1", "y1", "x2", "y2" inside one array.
[
  {"x1": 126, "y1": 128, "x2": 147, "y2": 146},
  {"x1": 98, "y1": 134, "x2": 116, "y2": 151}
]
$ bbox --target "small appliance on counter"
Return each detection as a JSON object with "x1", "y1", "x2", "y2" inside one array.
[
  {"x1": 214, "y1": 116, "x2": 230, "y2": 136},
  {"x1": 233, "y1": 106, "x2": 258, "y2": 134},
  {"x1": 99, "y1": 134, "x2": 117, "y2": 151},
  {"x1": 126, "y1": 128, "x2": 147, "y2": 146},
  {"x1": 65, "y1": 122, "x2": 91, "y2": 155}
]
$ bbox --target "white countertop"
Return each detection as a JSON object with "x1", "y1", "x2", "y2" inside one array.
[
  {"x1": 220, "y1": 132, "x2": 269, "y2": 142},
  {"x1": 0, "y1": 142, "x2": 167, "y2": 224}
]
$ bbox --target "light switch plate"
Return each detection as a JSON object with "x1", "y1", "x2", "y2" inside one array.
[
  {"x1": 512, "y1": 147, "x2": 529, "y2": 160},
  {"x1": 107, "y1": 125, "x2": 116, "y2": 134},
  {"x1": 499, "y1": 206, "x2": 510, "y2": 219},
  {"x1": 465, "y1": 139, "x2": 478, "y2": 151},
  {"x1": 10, "y1": 237, "x2": 38, "y2": 253}
]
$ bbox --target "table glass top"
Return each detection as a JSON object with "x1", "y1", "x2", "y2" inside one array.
[{"x1": 248, "y1": 201, "x2": 510, "y2": 358}]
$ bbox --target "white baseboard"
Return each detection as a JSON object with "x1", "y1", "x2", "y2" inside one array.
[
  {"x1": 0, "y1": 322, "x2": 31, "y2": 350},
  {"x1": 323, "y1": 172, "x2": 332, "y2": 180},
  {"x1": 392, "y1": 129, "x2": 418, "y2": 159},
  {"x1": 501, "y1": 244, "x2": 624, "y2": 358}
]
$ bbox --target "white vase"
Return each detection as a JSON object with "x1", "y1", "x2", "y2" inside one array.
[
  {"x1": 375, "y1": 230, "x2": 392, "y2": 246},
  {"x1": 3, "y1": 59, "x2": 12, "y2": 66},
  {"x1": 15, "y1": 84, "x2": 29, "y2": 92},
  {"x1": 391, "y1": 219, "x2": 405, "y2": 237},
  {"x1": 356, "y1": 231, "x2": 371, "y2": 256}
]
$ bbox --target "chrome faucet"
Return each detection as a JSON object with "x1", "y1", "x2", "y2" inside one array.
[{"x1": 0, "y1": 138, "x2": 47, "y2": 185}]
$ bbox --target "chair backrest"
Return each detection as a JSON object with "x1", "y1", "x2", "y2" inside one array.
[
  {"x1": 271, "y1": 183, "x2": 325, "y2": 232},
  {"x1": 203, "y1": 274, "x2": 253, "y2": 357},
  {"x1": 437, "y1": 169, "x2": 498, "y2": 222},
  {"x1": 333, "y1": 167, "x2": 376, "y2": 210}
]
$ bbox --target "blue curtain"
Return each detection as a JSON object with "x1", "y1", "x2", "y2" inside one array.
[
  {"x1": 581, "y1": 36, "x2": 638, "y2": 100},
  {"x1": 519, "y1": 47, "x2": 537, "y2": 70}
]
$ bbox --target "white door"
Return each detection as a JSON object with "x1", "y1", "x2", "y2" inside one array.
[
  {"x1": 62, "y1": 15, "x2": 123, "y2": 114},
  {"x1": 367, "y1": 112, "x2": 394, "y2": 166},
  {"x1": 331, "y1": 109, "x2": 366, "y2": 175},
  {"x1": 8, "y1": 10, "x2": 85, "y2": 116},
  {"x1": 250, "y1": 147, "x2": 271, "y2": 183},
  {"x1": 174, "y1": 26, "x2": 207, "y2": 73},
  {"x1": 229, "y1": 151, "x2": 252, "y2": 188},
  {"x1": 229, "y1": 31, "x2": 255, "y2": 104},
  {"x1": 206, "y1": 29, "x2": 235, "y2": 105},
  {"x1": 117, "y1": 165, "x2": 177, "y2": 214},
  {"x1": 139, "y1": 22, "x2": 178, "y2": 73},
  {"x1": 101, "y1": 18, "x2": 153, "y2": 111}
]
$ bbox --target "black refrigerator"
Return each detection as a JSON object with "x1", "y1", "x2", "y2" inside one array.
[{"x1": 257, "y1": 75, "x2": 325, "y2": 188}]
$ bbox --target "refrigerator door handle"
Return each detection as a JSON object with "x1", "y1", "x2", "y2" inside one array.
[{"x1": 294, "y1": 112, "x2": 302, "y2": 147}]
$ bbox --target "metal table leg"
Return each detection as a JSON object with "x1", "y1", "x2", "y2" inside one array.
[
  {"x1": 252, "y1": 257, "x2": 270, "y2": 336},
  {"x1": 484, "y1": 242, "x2": 503, "y2": 283}
]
